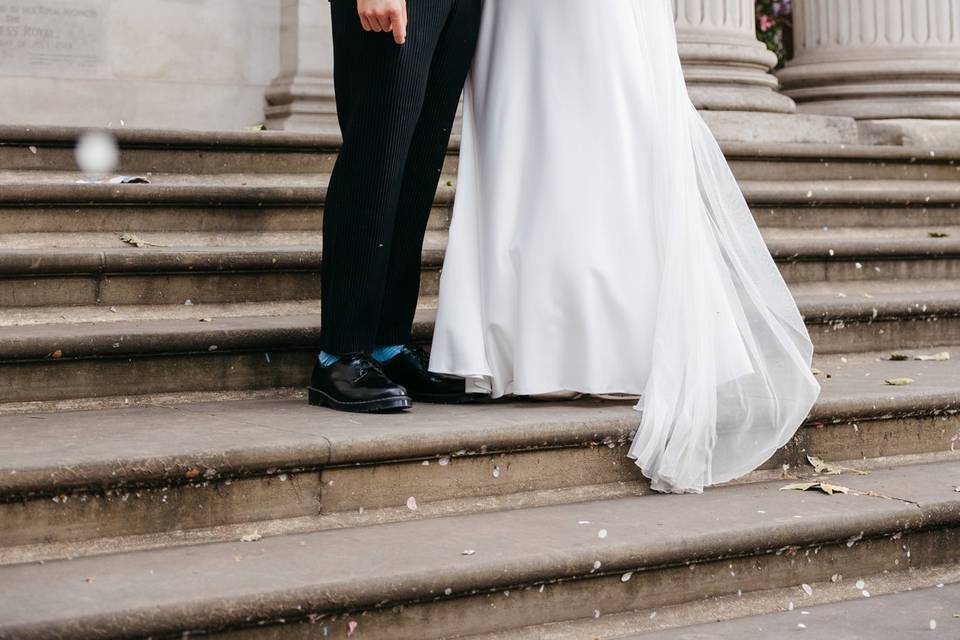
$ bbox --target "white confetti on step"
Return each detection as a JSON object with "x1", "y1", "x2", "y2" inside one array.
[
  {"x1": 621, "y1": 572, "x2": 633, "y2": 582},
  {"x1": 855, "y1": 579, "x2": 866, "y2": 590},
  {"x1": 802, "y1": 584, "x2": 814, "y2": 596},
  {"x1": 462, "y1": 549, "x2": 476, "y2": 556},
  {"x1": 930, "y1": 619, "x2": 937, "y2": 630},
  {"x1": 406, "y1": 496, "x2": 418, "y2": 511},
  {"x1": 598, "y1": 529, "x2": 608, "y2": 539}
]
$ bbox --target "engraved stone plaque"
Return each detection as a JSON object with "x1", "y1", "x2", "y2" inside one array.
[{"x1": 0, "y1": 0, "x2": 108, "y2": 78}]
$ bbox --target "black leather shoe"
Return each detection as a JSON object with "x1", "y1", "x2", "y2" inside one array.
[
  {"x1": 308, "y1": 353, "x2": 412, "y2": 413},
  {"x1": 380, "y1": 346, "x2": 478, "y2": 404}
]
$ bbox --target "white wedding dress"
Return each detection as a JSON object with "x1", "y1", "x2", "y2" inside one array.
[{"x1": 429, "y1": 0, "x2": 821, "y2": 493}]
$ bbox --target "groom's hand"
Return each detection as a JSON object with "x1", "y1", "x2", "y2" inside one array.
[{"x1": 357, "y1": 0, "x2": 408, "y2": 45}]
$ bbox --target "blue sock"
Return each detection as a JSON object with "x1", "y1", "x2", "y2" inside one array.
[
  {"x1": 318, "y1": 351, "x2": 341, "y2": 367},
  {"x1": 372, "y1": 344, "x2": 405, "y2": 363}
]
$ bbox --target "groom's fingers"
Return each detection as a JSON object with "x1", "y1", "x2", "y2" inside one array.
[
  {"x1": 359, "y1": 14, "x2": 373, "y2": 31},
  {"x1": 392, "y1": 4, "x2": 407, "y2": 45}
]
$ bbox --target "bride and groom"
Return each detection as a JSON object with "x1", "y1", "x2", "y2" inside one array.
[{"x1": 310, "y1": 0, "x2": 820, "y2": 494}]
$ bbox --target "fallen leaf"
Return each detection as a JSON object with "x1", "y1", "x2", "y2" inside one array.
[
  {"x1": 85, "y1": 576, "x2": 95, "y2": 583},
  {"x1": 184, "y1": 468, "x2": 201, "y2": 479},
  {"x1": 888, "y1": 353, "x2": 910, "y2": 361},
  {"x1": 781, "y1": 482, "x2": 850, "y2": 496},
  {"x1": 884, "y1": 377, "x2": 915, "y2": 386},
  {"x1": 928, "y1": 231, "x2": 950, "y2": 238},
  {"x1": 119, "y1": 233, "x2": 167, "y2": 248},
  {"x1": 50, "y1": 350, "x2": 63, "y2": 360},
  {"x1": 915, "y1": 352, "x2": 950, "y2": 361},
  {"x1": 245, "y1": 124, "x2": 267, "y2": 131},
  {"x1": 807, "y1": 455, "x2": 869, "y2": 476}
]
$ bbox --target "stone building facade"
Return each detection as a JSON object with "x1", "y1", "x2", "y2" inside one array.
[{"x1": 0, "y1": 0, "x2": 958, "y2": 134}]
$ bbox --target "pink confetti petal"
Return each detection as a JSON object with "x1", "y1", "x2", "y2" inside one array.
[
  {"x1": 347, "y1": 620, "x2": 359, "y2": 636},
  {"x1": 406, "y1": 496, "x2": 419, "y2": 511}
]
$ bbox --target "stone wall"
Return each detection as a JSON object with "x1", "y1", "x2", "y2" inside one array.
[{"x1": 0, "y1": 0, "x2": 280, "y2": 130}]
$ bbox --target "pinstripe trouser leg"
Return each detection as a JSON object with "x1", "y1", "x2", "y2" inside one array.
[{"x1": 321, "y1": 0, "x2": 482, "y2": 354}]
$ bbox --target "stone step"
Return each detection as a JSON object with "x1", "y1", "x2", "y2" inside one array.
[
  {"x1": 0, "y1": 281, "x2": 957, "y2": 404},
  {"x1": 724, "y1": 142, "x2": 960, "y2": 182},
  {"x1": 0, "y1": 126, "x2": 460, "y2": 175},
  {"x1": 794, "y1": 280, "x2": 960, "y2": 354},
  {"x1": 0, "y1": 459, "x2": 957, "y2": 639},
  {"x1": 1, "y1": 347, "x2": 957, "y2": 559},
  {"x1": 3, "y1": 126, "x2": 958, "y2": 182},
  {"x1": 1, "y1": 222, "x2": 957, "y2": 309},
  {"x1": 624, "y1": 582, "x2": 960, "y2": 640}
]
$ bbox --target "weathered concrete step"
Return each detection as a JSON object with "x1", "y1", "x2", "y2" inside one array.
[
  {"x1": 724, "y1": 141, "x2": 960, "y2": 182},
  {"x1": 743, "y1": 179, "x2": 960, "y2": 207},
  {"x1": 0, "y1": 203, "x2": 452, "y2": 234},
  {"x1": 0, "y1": 126, "x2": 460, "y2": 175},
  {"x1": 3, "y1": 125, "x2": 958, "y2": 181},
  {"x1": 1, "y1": 227, "x2": 956, "y2": 310},
  {"x1": 627, "y1": 582, "x2": 960, "y2": 640},
  {"x1": 1, "y1": 348, "x2": 958, "y2": 554},
  {"x1": 795, "y1": 280, "x2": 960, "y2": 353},
  {"x1": 0, "y1": 236, "x2": 444, "y2": 307},
  {"x1": 1, "y1": 460, "x2": 958, "y2": 640},
  {"x1": 768, "y1": 226, "x2": 960, "y2": 282},
  {"x1": 753, "y1": 205, "x2": 960, "y2": 230},
  {"x1": 1, "y1": 279, "x2": 957, "y2": 398},
  {"x1": 0, "y1": 175, "x2": 952, "y2": 208},
  {"x1": 0, "y1": 173, "x2": 457, "y2": 205}
]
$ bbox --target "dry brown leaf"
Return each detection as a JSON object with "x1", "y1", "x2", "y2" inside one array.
[
  {"x1": 888, "y1": 354, "x2": 910, "y2": 361},
  {"x1": 780, "y1": 482, "x2": 850, "y2": 496},
  {"x1": 807, "y1": 455, "x2": 869, "y2": 476},
  {"x1": 928, "y1": 231, "x2": 950, "y2": 238},
  {"x1": 884, "y1": 377, "x2": 915, "y2": 386},
  {"x1": 914, "y1": 352, "x2": 950, "y2": 362},
  {"x1": 119, "y1": 233, "x2": 167, "y2": 248}
]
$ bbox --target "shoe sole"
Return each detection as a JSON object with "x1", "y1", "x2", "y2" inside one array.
[{"x1": 307, "y1": 387, "x2": 413, "y2": 413}]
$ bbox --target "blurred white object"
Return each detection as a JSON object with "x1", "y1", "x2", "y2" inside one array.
[{"x1": 75, "y1": 131, "x2": 119, "y2": 175}]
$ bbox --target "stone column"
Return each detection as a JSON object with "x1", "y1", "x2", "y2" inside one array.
[
  {"x1": 264, "y1": 0, "x2": 338, "y2": 133},
  {"x1": 673, "y1": 0, "x2": 796, "y2": 113},
  {"x1": 780, "y1": 0, "x2": 960, "y2": 119}
]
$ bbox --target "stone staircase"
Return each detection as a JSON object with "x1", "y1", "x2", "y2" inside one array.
[{"x1": 0, "y1": 126, "x2": 959, "y2": 639}]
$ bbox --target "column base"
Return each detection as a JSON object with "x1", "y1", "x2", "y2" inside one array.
[
  {"x1": 858, "y1": 119, "x2": 960, "y2": 149},
  {"x1": 264, "y1": 76, "x2": 339, "y2": 134},
  {"x1": 700, "y1": 110, "x2": 861, "y2": 145},
  {"x1": 779, "y1": 56, "x2": 960, "y2": 121},
  {"x1": 678, "y1": 40, "x2": 797, "y2": 114}
]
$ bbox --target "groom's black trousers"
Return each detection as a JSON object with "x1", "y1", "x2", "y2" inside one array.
[{"x1": 321, "y1": 0, "x2": 482, "y2": 354}]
